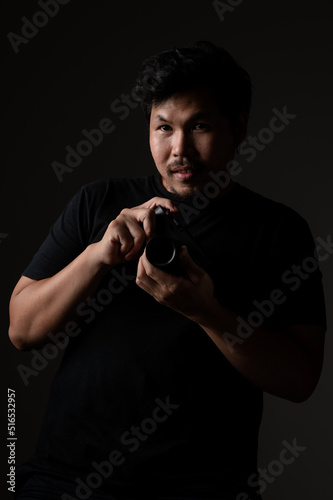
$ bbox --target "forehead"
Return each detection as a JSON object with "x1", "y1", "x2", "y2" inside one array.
[{"x1": 150, "y1": 86, "x2": 224, "y2": 122}]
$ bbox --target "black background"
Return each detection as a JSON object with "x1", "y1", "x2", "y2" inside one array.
[{"x1": 1, "y1": 1, "x2": 332, "y2": 499}]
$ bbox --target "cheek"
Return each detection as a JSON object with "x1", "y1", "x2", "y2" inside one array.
[
  {"x1": 196, "y1": 136, "x2": 218, "y2": 160},
  {"x1": 205, "y1": 135, "x2": 234, "y2": 162},
  {"x1": 150, "y1": 136, "x2": 170, "y2": 163}
]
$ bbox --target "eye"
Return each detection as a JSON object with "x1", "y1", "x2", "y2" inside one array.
[
  {"x1": 158, "y1": 124, "x2": 172, "y2": 132},
  {"x1": 193, "y1": 123, "x2": 208, "y2": 130}
]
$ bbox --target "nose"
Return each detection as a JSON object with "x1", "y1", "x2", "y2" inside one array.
[{"x1": 171, "y1": 130, "x2": 193, "y2": 157}]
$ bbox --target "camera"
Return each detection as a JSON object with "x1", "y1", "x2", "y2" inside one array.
[{"x1": 145, "y1": 206, "x2": 206, "y2": 274}]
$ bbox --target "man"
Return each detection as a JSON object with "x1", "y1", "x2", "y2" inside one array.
[{"x1": 10, "y1": 41, "x2": 326, "y2": 500}]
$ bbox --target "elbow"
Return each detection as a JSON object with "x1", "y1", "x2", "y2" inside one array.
[
  {"x1": 8, "y1": 323, "x2": 32, "y2": 351},
  {"x1": 8, "y1": 298, "x2": 32, "y2": 351}
]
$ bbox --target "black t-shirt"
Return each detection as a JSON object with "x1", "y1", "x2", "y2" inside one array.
[{"x1": 16, "y1": 174, "x2": 326, "y2": 500}]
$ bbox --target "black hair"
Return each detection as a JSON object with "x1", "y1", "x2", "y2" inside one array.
[{"x1": 134, "y1": 40, "x2": 252, "y2": 129}]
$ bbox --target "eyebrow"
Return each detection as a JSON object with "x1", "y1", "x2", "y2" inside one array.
[{"x1": 154, "y1": 111, "x2": 210, "y2": 124}]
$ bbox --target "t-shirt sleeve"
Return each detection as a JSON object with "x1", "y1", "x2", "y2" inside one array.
[
  {"x1": 22, "y1": 186, "x2": 93, "y2": 280},
  {"x1": 266, "y1": 208, "x2": 327, "y2": 329}
]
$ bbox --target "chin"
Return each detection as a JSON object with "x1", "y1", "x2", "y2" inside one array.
[
  {"x1": 162, "y1": 172, "x2": 204, "y2": 200},
  {"x1": 170, "y1": 183, "x2": 199, "y2": 201}
]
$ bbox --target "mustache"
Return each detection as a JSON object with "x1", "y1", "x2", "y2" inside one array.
[{"x1": 168, "y1": 159, "x2": 205, "y2": 171}]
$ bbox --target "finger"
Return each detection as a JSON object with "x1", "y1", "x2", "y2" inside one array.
[
  {"x1": 141, "y1": 208, "x2": 156, "y2": 241},
  {"x1": 140, "y1": 197, "x2": 178, "y2": 213},
  {"x1": 136, "y1": 255, "x2": 159, "y2": 294},
  {"x1": 109, "y1": 220, "x2": 143, "y2": 258},
  {"x1": 123, "y1": 198, "x2": 178, "y2": 242},
  {"x1": 141, "y1": 251, "x2": 178, "y2": 286},
  {"x1": 120, "y1": 206, "x2": 156, "y2": 241},
  {"x1": 119, "y1": 219, "x2": 147, "y2": 259}
]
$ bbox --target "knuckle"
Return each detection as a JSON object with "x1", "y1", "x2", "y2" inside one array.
[
  {"x1": 121, "y1": 241, "x2": 131, "y2": 252},
  {"x1": 168, "y1": 283, "x2": 178, "y2": 295},
  {"x1": 109, "y1": 218, "x2": 121, "y2": 229},
  {"x1": 143, "y1": 266, "x2": 152, "y2": 278},
  {"x1": 145, "y1": 197, "x2": 160, "y2": 209}
]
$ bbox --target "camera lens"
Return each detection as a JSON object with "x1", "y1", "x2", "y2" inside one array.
[{"x1": 145, "y1": 236, "x2": 177, "y2": 267}]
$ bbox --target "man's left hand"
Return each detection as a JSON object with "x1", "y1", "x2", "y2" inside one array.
[{"x1": 136, "y1": 245, "x2": 217, "y2": 323}]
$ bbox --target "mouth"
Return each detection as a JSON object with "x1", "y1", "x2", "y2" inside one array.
[{"x1": 171, "y1": 166, "x2": 197, "y2": 181}]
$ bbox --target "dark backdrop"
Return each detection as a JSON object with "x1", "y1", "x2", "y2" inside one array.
[{"x1": 1, "y1": 1, "x2": 332, "y2": 499}]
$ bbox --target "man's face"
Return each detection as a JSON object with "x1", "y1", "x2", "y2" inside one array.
[{"x1": 149, "y1": 86, "x2": 240, "y2": 199}]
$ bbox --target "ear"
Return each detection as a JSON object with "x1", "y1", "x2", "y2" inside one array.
[{"x1": 234, "y1": 111, "x2": 249, "y2": 146}]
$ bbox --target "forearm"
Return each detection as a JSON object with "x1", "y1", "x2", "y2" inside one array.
[
  {"x1": 196, "y1": 299, "x2": 319, "y2": 402},
  {"x1": 136, "y1": 247, "x2": 324, "y2": 403},
  {"x1": 9, "y1": 243, "x2": 111, "y2": 350},
  {"x1": 9, "y1": 196, "x2": 178, "y2": 350}
]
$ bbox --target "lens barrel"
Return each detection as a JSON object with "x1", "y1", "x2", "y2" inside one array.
[{"x1": 145, "y1": 236, "x2": 178, "y2": 268}]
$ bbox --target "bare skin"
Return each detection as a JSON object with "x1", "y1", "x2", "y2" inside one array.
[
  {"x1": 141, "y1": 87, "x2": 325, "y2": 402},
  {"x1": 8, "y1": 196, "x2": 178, "y2": 350},
  {"x1": 149, "y1": 86, "x2": 247, "y2": 199},
  {"x1": 9, "y1": 86, "x2": 325, "y2": 402},
  {"x1": 136, "y1": 248, "x2": 325, "y2": 402}
]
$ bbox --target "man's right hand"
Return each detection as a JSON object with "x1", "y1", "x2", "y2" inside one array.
[
  {"x1": 8, "y1": 196, "x2": 177, "y2": 350},
  {"x1": 94, "y1": 197, "x2": 178, "y2": 268}
]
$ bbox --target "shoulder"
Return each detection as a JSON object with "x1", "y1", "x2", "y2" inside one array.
[
  {"x1": 78, "y1": 175, "x2": 156, "y2": 207},
  {"x1": 237, "y1": 183, "x2": 309, "y2": 231},
  {"x1": 235, "y1": 184, "x2": 316, "y2": 262}
]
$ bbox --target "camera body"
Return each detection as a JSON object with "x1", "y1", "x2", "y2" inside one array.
[{"x1": 145, "y1": 206, "x2": 206, "y2": 274}]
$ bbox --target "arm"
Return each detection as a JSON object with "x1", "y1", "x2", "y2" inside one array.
[
  {"x1": 196, "y1": 305, "x2": 325, "y2": 403},
  {"x1": 9, "y1": 197, "x2": 177, "y2": 350},
  {"x1": 9, "y1": 244, "x2": 110, "y2": 350},
  {"x1": 136, "y1": 246, "x2": 326, "y2": 403}
]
